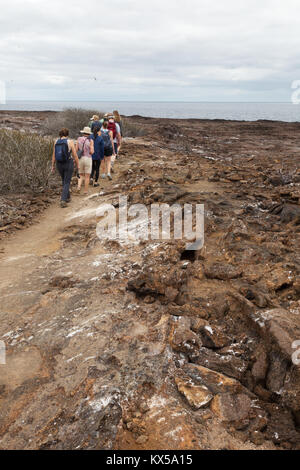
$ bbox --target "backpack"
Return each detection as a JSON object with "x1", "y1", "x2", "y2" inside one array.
[
  {"x1": 77, "y1": 137, "x2": 88, "y2": 159},
  {"x1": 101, "y1": 130, "x2": 113, "y2": 151},
  {"x1": 92, "y1": 135, "x2": 104, "y2": 160},
  {"x1": 107, "y1": 121, "x2": 117, "y2": 139},
  {"x1": 55, "y1": 139, "x2": 70, "y2": 162}
]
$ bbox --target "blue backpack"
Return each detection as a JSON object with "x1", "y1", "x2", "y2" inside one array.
[
  {"x1": 55, "y1": 139, "x2": 70, "y2": 162},
  {"x1": 101, "y1": 130, "x2": 113, "y2": 151}
]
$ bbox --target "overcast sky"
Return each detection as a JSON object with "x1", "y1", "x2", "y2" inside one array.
[{"x1": 1, "y1": 0, "x2": 300, "y2": 102}]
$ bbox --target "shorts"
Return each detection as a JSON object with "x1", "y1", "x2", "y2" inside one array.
[
  {"x1": 104, "y1": 147, "x2": 113, "y2": 157},
  {"x1": 79, "y1": 156, "x2": 92, "y2": 174}
]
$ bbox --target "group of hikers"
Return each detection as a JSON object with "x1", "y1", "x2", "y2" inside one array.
[{"x1": 51, "y1": 110, "x2": 123, "y2": 207}]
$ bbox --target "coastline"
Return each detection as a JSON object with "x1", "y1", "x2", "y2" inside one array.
[{"x1": 1, "y1": 101, "x2": 300, "y2": 122}]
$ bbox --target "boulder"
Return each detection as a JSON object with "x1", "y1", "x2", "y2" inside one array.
[
  {"x1": 127, "y1": 265, "x2": 187, "y2": 301},
  {"x1": 250, "y1": 308, "x2": 300, "y2": 412},
  {"x1": 264, "y1": 267, "x2": 294, "y2": 292},
  {"x1": 204, "y1": 263, "x2": 242, "y2": 281},
  {"x1": 168, "y1": 304, "x2": 208, "y2": 319},
  {"x1": 189, "y1": 347, "x2": 248, "y2": 380},
  {"x1": 183, "y1": 364, "x2": 249, "y2": 396},
  {"x1": 250, "y1": 308, "x2": 300, "y2": 359},
  {"x1": 251, "y1": 349, "x2": 269, "y2": 383},
  {"x1": 175, "y1": 376, "x2": 213, "y2": 410},
  {"x1": 280, "y1": 203, "x2": 300, "y2": 223},
  {"x1": 210, "y1": 393, "x2": 252, "y2": 423},
  {"x1": 199, "y1": 325, "x2": 231, "y2": 349},
  {"x1": 266, "y1": 352, "x2": 289, "y2": 393},
  {"x1": 169, "y1": 317, "x2": 202, "y2": 356}
]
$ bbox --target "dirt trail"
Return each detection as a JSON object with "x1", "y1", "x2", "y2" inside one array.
[
  {"x1": 0, "y1": 139, "x2": 206, "y2": 450},
  {"x1": 0, "y1": 122, "x2": 300, "y2": 450}
]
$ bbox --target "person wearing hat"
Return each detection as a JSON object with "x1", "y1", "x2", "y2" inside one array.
[
  {"x1": 88, "y1": 115, "x2": 96, "y2": 128},
  {"x1": 75, "y1": 126, "x2": 94, "y2": 194},
  {"x1": 90, "y1": 115, "x2": 102, "y2": 132},
  {"x1": 99, "y1": 113, "x2": 109, "y2": 126}
]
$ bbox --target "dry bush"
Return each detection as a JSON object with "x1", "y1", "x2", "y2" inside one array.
[
  {"x1": 0, "y1": 129, "x2": 54, "y2": 193},
  {"x1": 42, "y1": 108, "x2": 104, "y2": 138},
  {"x1": 42, "y1": 108, "x2": 145, "y2": 139},
  {"x1": 121, "y1": 117, "x2": 146, "y2": 137}
]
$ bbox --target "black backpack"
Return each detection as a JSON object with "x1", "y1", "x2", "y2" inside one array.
[{"x1": 55, "y1": 139, "x2": 70, "y2": 162}]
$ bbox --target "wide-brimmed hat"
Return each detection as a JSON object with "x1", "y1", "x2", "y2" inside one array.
[
  {"x1": 90, "y1": 115, "x2": 99, "y2": 121},
  {"x1": 80, "y1": 126, "x2": 92, "y2": 134}
]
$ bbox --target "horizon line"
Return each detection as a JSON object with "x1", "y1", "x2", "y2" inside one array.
[{"x1": 2, "y1": 100, "x2": 294, "y2": 104}]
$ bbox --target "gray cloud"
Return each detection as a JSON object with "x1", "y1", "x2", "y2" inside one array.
[{"x1": 0, "y1": 0, "x2": 300, "y2": 101}]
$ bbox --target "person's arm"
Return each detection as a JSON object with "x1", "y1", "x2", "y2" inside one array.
[
  {"x1": 51, "y1": 140, "x2": 56, "y2": 172},
  {"x1": 116, "y1": 123, "x2": 121, "y2": 147},
  {"x1": 109, "y1": 131, "x2": 115, "y2": 155},
  {"x1": 70, "y1": 141, "x2": 80, "y2": 170},
  {"x1": 90, "y1": 139, "x2": 94, "y2": 155},
  {"x1": 100, "y1": 138, "x2": 104, "y2": 160},
  {"x1": 117, "y1": 131, "x2": 121, "y2": 147}
]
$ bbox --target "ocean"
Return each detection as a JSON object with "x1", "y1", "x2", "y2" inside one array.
[{"x1": 1, "y1": 101, "x2": 300, "y2": 122}]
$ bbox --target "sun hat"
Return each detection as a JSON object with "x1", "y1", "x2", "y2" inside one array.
[{"x1": 80, "y1": 126, "x2": 92, "y2": 134}]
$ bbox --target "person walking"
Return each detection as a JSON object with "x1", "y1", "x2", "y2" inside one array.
[
  {"x1": 113, "y1": 110, "x2": 123, "y2": 138},
  {"x1": 90, "y1": 125, "x2": 104, "y2": 187},
  {"x1": 76, "y1": 126, "x2": 94, "y2": 194},
  {"x1": 91, "y1": 115, "x2": 102, "y2": 132},
  {"x1": 107, "y1": 115, "x2": 121, "y2": 171},
  {"x1": 88, "y1": 114, "x2": 101, "y2": 130},
  {"x1": 52, "y1": 128, "x2": 80, "y2": 208},
  {"x1": 100, "y1": 120, "x2": 115, "y2": 180}
]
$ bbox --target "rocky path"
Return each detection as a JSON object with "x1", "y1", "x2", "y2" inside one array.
[{"x1": 0, "y1": 124, "x2": 300, "y2": 450}]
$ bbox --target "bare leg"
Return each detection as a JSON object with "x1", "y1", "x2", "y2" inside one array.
[
  {"x1": 84, "y1": 174, "x2": 89, "y2": 193},
  {"x1": 78, "y1": 173, "x2": 84, "y2": 190},
  {"x1": 105, "y1": 156, "x2": 112, "y2": 175},
  {"x1": 100, "y1": 159, "x2": 105, "y2": 176}
]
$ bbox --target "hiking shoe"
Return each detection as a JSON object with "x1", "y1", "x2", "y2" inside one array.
[
  {"x1": 89, "y1": 178, "x2": 93, "y2": 185},
  {"x1": 60, "y1": 201, "x2": 67, "y2": 208},
  {"x1": 93, "y1": 182, "x2": 99, "y2": 187},
  {"x1": 107, "y1": 173, "x2": 112, "y2": 180}
]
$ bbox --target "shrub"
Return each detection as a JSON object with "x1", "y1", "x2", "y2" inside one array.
[
  {"x1": 121, "y1": 117, "x2": 146, "y2": 137},
  {"x1": 42, "y1": 108, "x2": 105, "y2": 138},
  {"x1": 0, "y1": 129, "x2": 54, "y2": 193},
  {"x1": 43, "y1": 108, "x2": 146, "y2": 139}
]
